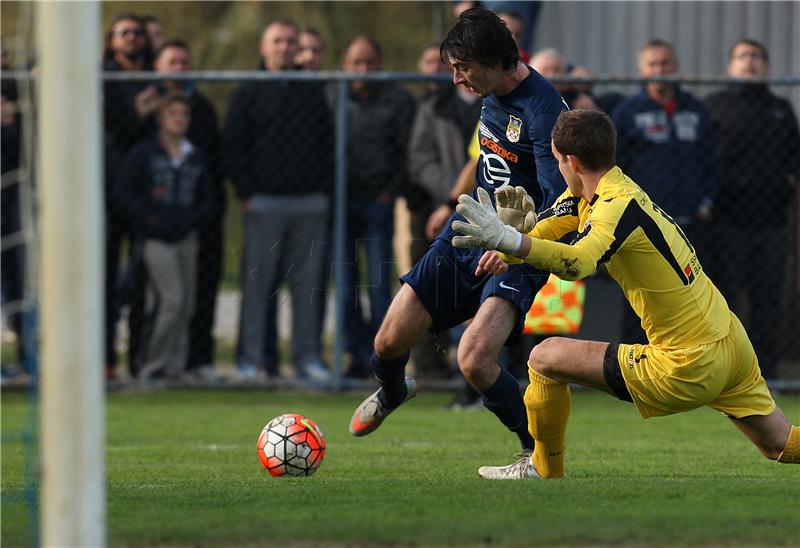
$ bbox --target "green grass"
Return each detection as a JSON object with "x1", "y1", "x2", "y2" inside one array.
[{"x1": 3, "y1": 390, "x2": 799, "y2": 547}]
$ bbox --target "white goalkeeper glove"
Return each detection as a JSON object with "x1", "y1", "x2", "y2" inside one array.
[
  {"x1": 494, "y1": 185, "x2": 537, "y2": 234},
  {"x1": 451, "y1": 187, "x2": 523, "y2": 255}
]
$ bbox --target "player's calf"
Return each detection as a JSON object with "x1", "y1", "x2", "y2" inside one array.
[
  {"x1": 731, "y1": 409, "x2": 800, "y2": 463},
  {"x1": 529, "y1": 338, "x2": 616, "y2": 396}
]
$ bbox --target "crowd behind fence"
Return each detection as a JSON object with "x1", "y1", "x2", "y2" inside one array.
[{"x1": 2, "y1": 68, "x2": 800, "y2": 389}]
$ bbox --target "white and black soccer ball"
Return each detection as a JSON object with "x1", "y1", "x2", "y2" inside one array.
[{"x1": 257, "y1": 414, "x2": 326, "y2": 477}]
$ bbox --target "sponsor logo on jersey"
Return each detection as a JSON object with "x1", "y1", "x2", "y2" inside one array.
[
  {"x1": 683, "y1": 263, "x2": 696, "y2": 284},
  {"x1": 480, "y1": 137, "x2": 519, "y2": 163},
  {"x1": 506, "y1": 115, "x2": 523, "y2": 142},
  {"x1": 552, "y1": 197, "x2": 580, "y2": 217},
  {"x1": 480, "y1": 150, "x2": 512, "y2": 188}
]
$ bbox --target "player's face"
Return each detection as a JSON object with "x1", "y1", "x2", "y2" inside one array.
[
  {"x1": 260, "y1": 23, "x2": 299, "y2": 71},
  {"x1": 448, "y1": 57, "x2": 501, "y2": 97},
  {"x1": 551, "y1": 141, "x2": 583, "y2": 196},
  {"x1": 728, "y1": 44, "x2": 768, "y2": 78},
  {"x1": 158, "y1": 102, "x2": 191, "y2": 137}
]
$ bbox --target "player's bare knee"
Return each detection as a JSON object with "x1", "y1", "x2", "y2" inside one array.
[
  {"x1": 373, "y1": 325, "x2": 405, "y2": 359},
  {"x1": 374, "y1": 333, "x2": 403, "y2": 359},
  {"x1": 457, "y1": 336, "x2": 494, "y2": 379},
  {"x1": 529, "y1": 337, "x2": 567, "y2": 378},
  {"x1": 456, "y1": 348, "x2": 481, "y2": 380}
]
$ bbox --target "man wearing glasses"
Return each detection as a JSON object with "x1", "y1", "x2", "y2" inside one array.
[{"x1": 102, "y1": 13, "x2": 155, "y2": 381}]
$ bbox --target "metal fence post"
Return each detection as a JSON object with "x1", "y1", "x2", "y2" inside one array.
[{"x1": 332, "y1": 78, "x2": 349, "y2": 392}]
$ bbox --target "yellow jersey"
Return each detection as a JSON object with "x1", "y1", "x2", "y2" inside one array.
[{"x1": 522, "y1": 166, "x2": 730, "y2": 349}]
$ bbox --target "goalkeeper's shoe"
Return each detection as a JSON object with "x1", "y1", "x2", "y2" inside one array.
[
  {"x1": 477, "y1": 450, "x2": 541, "y2": 480},
  {"x1": 349, "y1": 377, "x2": 418, "y2": 436}
]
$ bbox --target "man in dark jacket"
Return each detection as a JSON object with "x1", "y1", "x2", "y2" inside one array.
[
  {"x1": 612, "y1": 39, "x2": 719, "y2": 230},
  {"x1": 224, "y1": 19, "x2": 334, "y2": 383},
  {"x1": 704, "y1": 39, "x2": 800, "y2": 380},
  {"x1": 337, "y1": 35, "x2": 416, "y2": 377},
  {"x1": 612, "y1": 39, "x2": 719, "y2": 343},
  {"x1": 102, "y1": 13, "x2": 155, "y2": 379},
  {"x1": 116, "y1": 92, "x2": 216, "y2": 381}
]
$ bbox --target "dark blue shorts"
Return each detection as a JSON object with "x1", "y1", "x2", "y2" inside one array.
[{"x1": 399, "y1": 223, "x2": 548, "y2": 345}]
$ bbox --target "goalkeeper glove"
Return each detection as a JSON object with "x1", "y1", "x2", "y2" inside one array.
[
  {"x1": 451, "y1": 187, "x2": 523, "y2": 255},
  {"x1": 494, "y1": 185, "x2": 537, "y2": 233}
]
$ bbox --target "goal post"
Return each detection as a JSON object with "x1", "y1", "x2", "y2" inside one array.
[{"x1": 37, "y1": 2, "x2": 105, "y2": 545}]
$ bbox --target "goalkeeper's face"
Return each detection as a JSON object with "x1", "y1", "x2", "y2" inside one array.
[{"x1": 551, "y1": 141, "x2": 583, "y2": 196}]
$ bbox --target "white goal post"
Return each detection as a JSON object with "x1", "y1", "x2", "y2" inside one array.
[{"x1": 37, "y1": 1, "x2": 105, "y2": 546}]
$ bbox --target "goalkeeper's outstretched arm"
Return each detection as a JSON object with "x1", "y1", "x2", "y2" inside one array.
[
  {"x1": 453, "y1": 188, "x2": 620, "y2": 281},
  {"x1": 512, "y1": 236, "x2": 597, "y2": 281}
]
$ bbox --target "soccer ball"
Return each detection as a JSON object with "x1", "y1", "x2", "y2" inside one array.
[{"x1": 257, "y1": 414, "x2": 326, "y2": 477}]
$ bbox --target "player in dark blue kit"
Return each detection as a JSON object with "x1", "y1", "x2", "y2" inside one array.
[{"x1": 349, "y1": 7, "x2": 567, "y2": 474}]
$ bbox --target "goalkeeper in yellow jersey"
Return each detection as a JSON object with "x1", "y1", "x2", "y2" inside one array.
[{"x1": 451, "y1": 109, "x2": 800, "y2": 479}]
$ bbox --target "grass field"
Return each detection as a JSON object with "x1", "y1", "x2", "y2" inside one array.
[{"x1": 2, "y1": 388, "x2": 799, "y2": 546}]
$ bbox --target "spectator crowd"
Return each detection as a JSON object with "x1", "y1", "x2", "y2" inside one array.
[{"x1": 1, "y1": 9, "x2": 798, "y2": 388}]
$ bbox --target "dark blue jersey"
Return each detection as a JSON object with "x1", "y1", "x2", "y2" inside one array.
[
  {"x1": 405, "y1": 68, "x2": 565, "y2": 341},
  {"x1": 475, "y1": 67, "x2": 568, "y2": 211}
]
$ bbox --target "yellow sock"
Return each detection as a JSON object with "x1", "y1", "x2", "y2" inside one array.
[
  {"x1": 778, "y1": 426, "x2": 800, "y2": 464},
  {"x1": 523, "y1": 365, "x2": 571, "y2": 478}
]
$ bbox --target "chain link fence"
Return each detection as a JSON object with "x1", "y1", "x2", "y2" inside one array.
[{"x1": 2, "y1": 71, "x2": 799, "y2": 389}]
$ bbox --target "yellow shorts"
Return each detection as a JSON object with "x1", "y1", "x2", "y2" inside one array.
[{"x1": 616, "y1": 312, "x2": 775, "y2": 419}]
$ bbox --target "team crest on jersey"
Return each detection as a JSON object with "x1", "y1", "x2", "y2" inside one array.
[{"x1": 506, "y1": 115, "x2": 522, "y2": 142}]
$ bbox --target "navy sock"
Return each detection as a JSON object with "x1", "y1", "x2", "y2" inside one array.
[
  {"x1": 481, "y1": 368, "x2": 535, "y2": 451},
  {"x1": 371, "y1": 351, "x2": 410, "y2": 408}
]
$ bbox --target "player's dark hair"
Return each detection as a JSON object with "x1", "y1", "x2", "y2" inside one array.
[
  {"x1": 729, "y1": 38, "x2": 769, "y2": 63},
  {"x1": 440, "y1": 7, "x2": 519, "y2": 70},
  {"x1": 552, "y1": 109, "x2": 616, "y2": 172}
]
